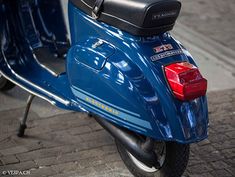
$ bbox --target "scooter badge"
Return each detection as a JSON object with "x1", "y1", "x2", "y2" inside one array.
[{"x1": 153, "y1": 44, "x2": 173, "y2": 53}]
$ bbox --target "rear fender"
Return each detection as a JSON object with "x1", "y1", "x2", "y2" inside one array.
[
  {"x1": 67, "y1": 5, "x2": 209, "y2": 143},
  {"x1": 107, "y1": 41, "x2": 208, "y2": 143},
  {"x1": 67, "y1": 34, "x2": 208, "y2": 144}
]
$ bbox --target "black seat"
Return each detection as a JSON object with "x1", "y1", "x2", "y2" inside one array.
[{"x1": 70, "y1": 0, "x2": 181, "y2": 36}]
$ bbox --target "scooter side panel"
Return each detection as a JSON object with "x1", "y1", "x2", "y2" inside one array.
[
  {"x1": 0, "y1": 2, "x2": 209, "y2": 144},
  {"x1": 68, "y1": 3, "x2": 209, "y2": 143}
]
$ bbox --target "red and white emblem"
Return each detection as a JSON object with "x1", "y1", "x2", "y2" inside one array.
[{"x1": 153, "y1": 44, "x2": 173, "y2": 53}]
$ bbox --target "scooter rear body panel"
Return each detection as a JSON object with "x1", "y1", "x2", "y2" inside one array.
[{"x1": 67, "y1": 3, "x2": 209, "y2": 143}]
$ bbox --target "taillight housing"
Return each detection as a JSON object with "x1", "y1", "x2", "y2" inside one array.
[{"x1": 164, "y1": 62, "x2": 207, "y2": 101}]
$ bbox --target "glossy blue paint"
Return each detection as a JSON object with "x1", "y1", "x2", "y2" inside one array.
[
  {"x1": 67, "y1": 3, "x2": 208, "y2": 143},
  {"x1": 69, "y1": 38, "x2": 115, "y2": 70},
  {"x1": 0, "y1": 1, "x2": 208, "y2": 144}
]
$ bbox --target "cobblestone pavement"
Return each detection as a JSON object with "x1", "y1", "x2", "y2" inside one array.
[{"x1": 0, "y1": 88, "x2": 234, "y2": 177}]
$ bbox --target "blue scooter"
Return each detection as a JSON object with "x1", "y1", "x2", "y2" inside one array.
[{"x1": 0, "y1": 0, "x2": 208, "y2": 176}]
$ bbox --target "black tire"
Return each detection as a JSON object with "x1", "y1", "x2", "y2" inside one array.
[
  {"x1": 0, "y1": 75, "x2": 15, "y2": 91},
  {"x1": 116, "y1": 140, "x2": 190, "y2": 177}
]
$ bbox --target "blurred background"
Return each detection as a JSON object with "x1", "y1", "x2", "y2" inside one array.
[
  {"x1": 0, "y1": 0, "x2": 234, "y2": 177},
  {"x1": 180, "y1": 0, "x2": 235, "y2": 50}
]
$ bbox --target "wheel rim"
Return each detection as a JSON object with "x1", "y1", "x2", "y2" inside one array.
[{"x1": 127, "y1": 141, "x2": 166, "y2": 173}]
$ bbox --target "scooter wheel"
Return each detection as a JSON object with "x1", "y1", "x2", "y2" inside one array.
[
  {"x1": 0, "y1": 74, "x2": 15, "y2": 91},
  {"x1": 116, "y1": 140, "x2": 190, "y2": 177}
]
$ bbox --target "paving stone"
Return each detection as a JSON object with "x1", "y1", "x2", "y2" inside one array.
[
  {"x1": 17, "y1": 145, "x2": 76, "y2": 162},
  {"x1": 0, "y1": 160, "x2": 38, "y2": 171},
  {"x1": 200, "y1": 150, "x2": 224, "y2": 162},
  {"x1": 35, "y1": 156, "x2": 57, "y2": 167},
  {"x1": 77, "y1": 153, "x2": 121, "y2": 169},
  {"x1": 210, "y1": 169, "x2": 233, "y2": 177},
  {"x1": 221, "y1": 148, "x2": 235, "y2": 159},
  {"x1": 0, "y1": 155, "x2": 19, "y2": 165},
  {"x1": 197, "y1": 144, "x2": 217, "y2": 155},
  {"x1": 67, "y1": 125, "x2": 92, "y2": 135},
  {"x1": 226, "y1": 158, "x2": 235, "y2": 168},
  {"x1": 35, "y1": 145, "x2": 117, "y2": 168},
  {"x1": 0, "y1": 138, "x2": 17, "y2": 150},
  {"x1": 88, "y1": 123, "x2": 103, "y2": 131},
  {"x1": 225, "y1": 130, "x2": 235, "y2": 139},
  {"x1": 208, "y1": 133, "x2": 230, "y2": 143},
  {"x1": 51, "y1": 161, "x2": 79, "y2": 174},
  {"x1": 187, "y1": 163, "x2": 213, "y2": 174},
  {"x1": 212, "y1": 139, "x2": 235, "y2": 150},
  {"x1": 79, "y1": 129, "x2": 112, "y2": 142},
  {"x1": 66, "y1": 166, "x2": 97, "y2": 177},
  {"x1": 226, "y1": 165, "x2": 235, "y2": 175},
  {"x1": 210, "y1": 161, "x2": 230, "y2": 170},
  {"x1": 187, "y1": 154, "x2": 204, "y2": 167},
  {"x1": 188, "y1": 173, "x2": 214, "y2": 177},
  {"x1": 0, "y1": 146, "x2": 28, "y2": 156},
  {"x1": 105, "y1": 161, "x2": 128, "y2": 171},
  {"x1": 211, "y1": 124, "x2": 234, "y2": 133},
  {"x1": 31, "y1": 166, "x2": 57, "y2": 177}
]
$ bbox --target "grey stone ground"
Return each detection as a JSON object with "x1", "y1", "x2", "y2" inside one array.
[
  {"x1": 0, "y1": 89, "x2": 234, "y2": 177},
  {"x1": 0, "y1": 0, "x2": 235, "y2": 177}
]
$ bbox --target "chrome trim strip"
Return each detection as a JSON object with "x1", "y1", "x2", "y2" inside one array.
[
  {"x1": 1, "y1": 49, "x2": 70, "y2": 106},
  {"x1": 31, "y1": 52, "x2": 58, "y2": 77},
  {"x1": 0, "y1": 70, "x2": 56, "y2": 106},
  {"x1": 29, "y1": 45, "x2": 59, "y2": 77}
]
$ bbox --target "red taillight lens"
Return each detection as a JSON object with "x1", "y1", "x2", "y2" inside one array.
[{"x1": 164, "y1": 62, "x2": 207, "y2": 101}]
